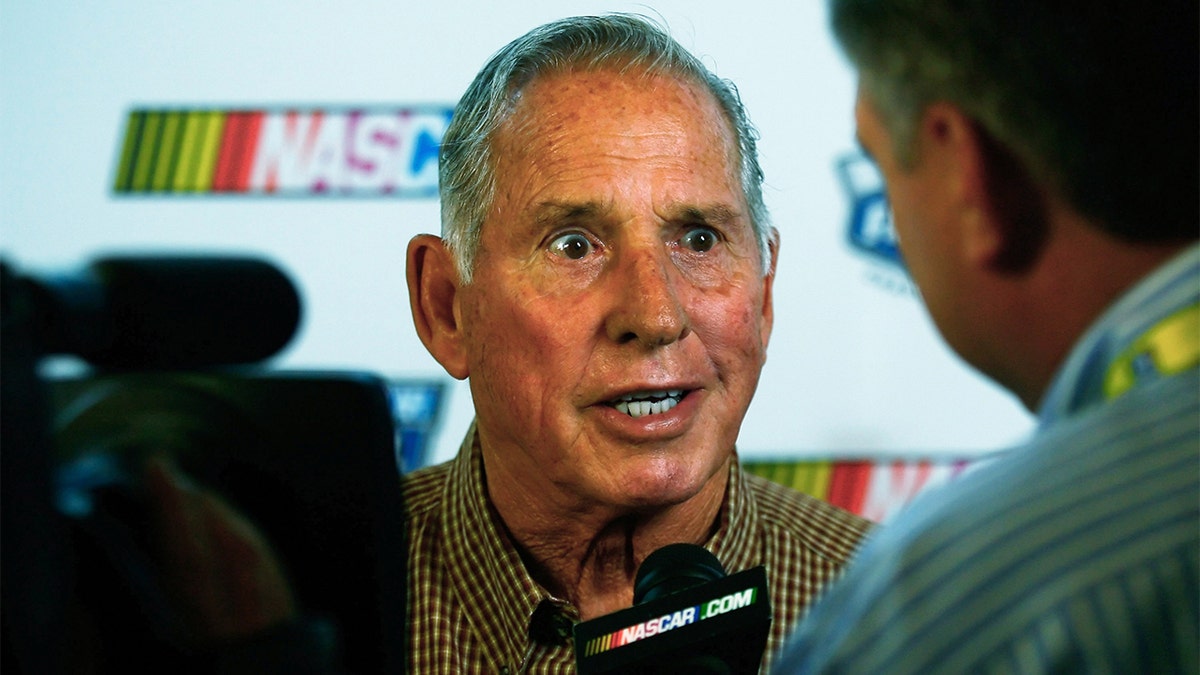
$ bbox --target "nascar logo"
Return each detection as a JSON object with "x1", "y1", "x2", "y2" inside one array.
[
  {"x1": 112, "y1": 106, "x2": 453, "y2": 196},
  {"x1": 581, "y1": 587, "x2": 758, "y2": 656}
]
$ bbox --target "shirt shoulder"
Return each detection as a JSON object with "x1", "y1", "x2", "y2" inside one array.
[
  {"x1": 744, "y1": 472, "x2": 875, "y2": 566},
  {"x1": 399, "y1": 459, "x2": 453, "y2": 520},
  {"x1": 774, "y1": 373, "x2": 1199, "y2": 674}
]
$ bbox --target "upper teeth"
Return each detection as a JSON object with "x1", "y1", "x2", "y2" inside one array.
[{"x1": 613, "y1": 390, "x2": 683, "y2": 418}]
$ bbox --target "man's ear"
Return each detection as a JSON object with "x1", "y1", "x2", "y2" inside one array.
[
  {"x1": 922, "y1": 102, "x2": 1047, "y2": 273},
  {"x1": 759, "y1": 227, "x2": 780, "y2": 353},
  {"x1": 406, "y1": 234, "x2": 469, "y2": 380}
]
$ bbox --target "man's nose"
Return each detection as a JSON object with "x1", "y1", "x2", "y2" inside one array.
[{"x1": 604, "y1": 245, "x2": 691, "y2": 348}]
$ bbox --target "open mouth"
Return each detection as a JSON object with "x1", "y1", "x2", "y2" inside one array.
[{"x1": 609, "y1": 390, "x2": 685, "y2": 418}]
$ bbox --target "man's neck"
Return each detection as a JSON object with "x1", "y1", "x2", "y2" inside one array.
[
  {"x1": 990, "y1": 212, "x2": 1193, "y2": 411},
  {"x1": 484, "y1": 454, "x2": 731, "y2": 621}
]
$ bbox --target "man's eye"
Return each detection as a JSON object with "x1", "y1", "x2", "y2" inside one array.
[
  {"x1": 549, "y1": 232, "x2": 593, "y2": 260},
  {"x1": 681, "y1": 227, "x2": 718, "y2": 253}
]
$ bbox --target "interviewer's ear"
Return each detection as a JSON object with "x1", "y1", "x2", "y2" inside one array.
[
  {"x1": 406, "y1": 234, "x2": 469, "y2": 379},
  {"x1": 923, "y1": 102, "x2": 1047, "y2": 273},
  {"x1": 969, "y1": 121, "x2": 1048, "y2": 272}
]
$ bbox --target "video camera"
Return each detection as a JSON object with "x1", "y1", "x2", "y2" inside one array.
[{"x1": 1, "y1": 255, "x2": 417, "y2": 674}]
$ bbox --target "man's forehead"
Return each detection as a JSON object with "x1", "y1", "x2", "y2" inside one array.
[
  {"x1": 502, "y1": 66, "x2": 729, "y2": 137},
  {"x1": 485, "y1": 66, "x2": 748, "y2": 236},
  {"x1": 518, "y1": 64, "x2": 698, "y2": 99}
]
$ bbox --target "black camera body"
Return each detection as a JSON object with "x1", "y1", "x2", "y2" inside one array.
[{"x1": 2, "y1": 256, "x2": 412, "y2": 674}]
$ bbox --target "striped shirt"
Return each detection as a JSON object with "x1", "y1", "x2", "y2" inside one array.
[
  {"x1": 401, "y1": 424, "x2": 874, "y2": 673},
  {"x1": 774, "y1": 244, "x2": 1200, "y2": 674}
]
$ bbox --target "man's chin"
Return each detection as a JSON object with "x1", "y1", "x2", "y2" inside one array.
[{"x1": 609, "y1": 456, "x2": 728, "y2": 510}]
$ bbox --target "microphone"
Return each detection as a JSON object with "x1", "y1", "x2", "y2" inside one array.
[
  {"x1": 573, "y1": 544, "x2": 772, "y2": 674},
  {"x1": 11, "y1": 255, "x2": 302, "y2": 368}
]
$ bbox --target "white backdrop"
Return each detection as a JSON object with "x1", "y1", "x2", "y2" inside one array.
[{"x1": 0, "y1": 1, "x2": 1034, "y2": 465}]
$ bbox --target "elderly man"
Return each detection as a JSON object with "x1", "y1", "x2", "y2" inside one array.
[
  {"x1": 402, "y1": 14, "x2": 872, "y2": 673},
  {"x1": 776, "y1": 1, "x2": 1198, "y2": 673}
]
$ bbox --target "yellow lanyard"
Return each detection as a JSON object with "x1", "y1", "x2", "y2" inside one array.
[{"x1": 1104, "y1": 302, "x2": 1200, "y2": 401}]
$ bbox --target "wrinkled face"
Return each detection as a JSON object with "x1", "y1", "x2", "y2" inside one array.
[{"x1": 457, "y1": 68, "x2": 776, "y2": 511}]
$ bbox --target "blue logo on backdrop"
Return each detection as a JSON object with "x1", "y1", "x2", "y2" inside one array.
[
  {"x1": 388, "y1": 379, "x2": 446, "y2": 473},
  {"x1": 836, "y1": 152, "x2": 904, "y2": 269}
]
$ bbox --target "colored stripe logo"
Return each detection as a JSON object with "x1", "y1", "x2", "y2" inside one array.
[
  {"x1": 742, "y1": 457, "x2": 984, "y2": 523},
  {"x1": 583, "y1": 587, "x2": 758, "y2": 657},
  {"x1": 113, "y1": 107, "x2": 453, "y2": 196}
]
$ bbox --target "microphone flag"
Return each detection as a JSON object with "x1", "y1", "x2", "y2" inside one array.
[{"x1": 573, "y1": 560, "x2": 771, "y2": 674}]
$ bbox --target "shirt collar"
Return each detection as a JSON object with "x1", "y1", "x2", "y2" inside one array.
[
  {"x1": 441, "y1": 422, "x2": 562, "y2": 665},
  {"x1": 706, "y1": 455, "x2": 760, "y2": 573}
]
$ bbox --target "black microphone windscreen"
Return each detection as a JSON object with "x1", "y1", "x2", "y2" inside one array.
[
  {"x1": 634, "y1": 543, "x2": 727, "y2": 604},
  {"x1": 34, "y1": 255, "x2": 302, "y2": 369}
]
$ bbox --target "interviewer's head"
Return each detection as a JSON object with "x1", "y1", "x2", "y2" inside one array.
[{"x1": 828, "y1": 0, "x2": 1197, "y2": 408}]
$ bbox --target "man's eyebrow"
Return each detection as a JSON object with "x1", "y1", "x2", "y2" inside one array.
[
  {"x1": 532, "y1": 200, "x2": 610, "y2": 226},
  {"x1": 668, "y1": 204, "x2": 740, "y2": 226}
]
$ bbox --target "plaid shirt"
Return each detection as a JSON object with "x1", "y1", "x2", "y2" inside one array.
[{"x1": 402, "y1": 423, "x2": 874, "y2": 673}]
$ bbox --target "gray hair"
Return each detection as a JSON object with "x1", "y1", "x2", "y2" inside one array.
[
  {"x1": 829, "y1": 0, "x2": 1197, "y2": 243},
  {"x1": 438, "y1": 13, "x2": 772, "y2": 283}
]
